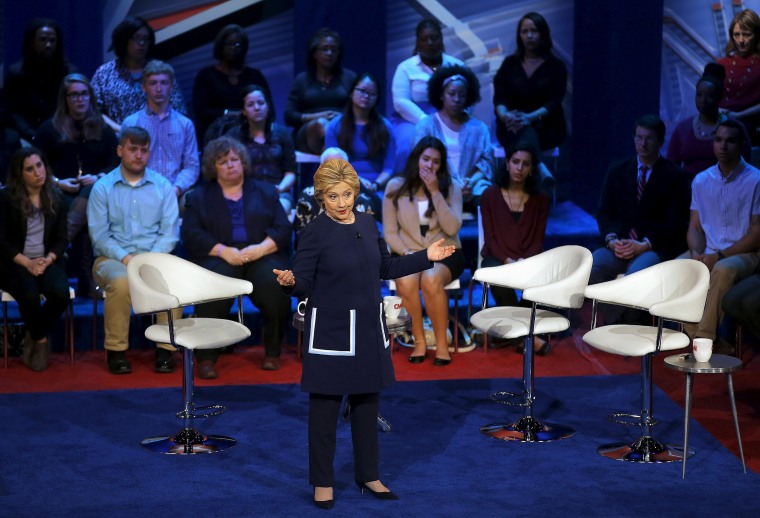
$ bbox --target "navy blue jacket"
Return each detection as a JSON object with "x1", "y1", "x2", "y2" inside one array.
[{"x1": 287, "y1": 211, "x2": 432, "y2": 394}]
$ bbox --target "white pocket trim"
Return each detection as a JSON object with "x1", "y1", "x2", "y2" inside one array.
[
  {"x1": 380, "y1": 302, "x2": 390, "y2": 348},
  {"x1": 308, "y1": 307, "x2": 356, "y2": 356}
]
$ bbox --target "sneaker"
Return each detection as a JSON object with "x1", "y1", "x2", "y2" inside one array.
[
  {"x1": 107, "y1": 350, "x2": 132, "y2": 374},
  {"x1": 155, "y1": 348, "x2": 176, "y2": 373}
]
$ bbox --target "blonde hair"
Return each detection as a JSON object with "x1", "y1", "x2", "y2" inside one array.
[{"x1": 312, "y1": 159, "x2": 360, "y2": 207}]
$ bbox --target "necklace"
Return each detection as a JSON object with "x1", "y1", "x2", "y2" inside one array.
[
  {"x1": 693, "y1": 113, "x2": 724, "y2": 139},
  {"x1": 325, "y1": 210, "x2": 355, "y2": 224},
  {"x1": 503, "y1": 189, "x2": 527, "y2": 212}
]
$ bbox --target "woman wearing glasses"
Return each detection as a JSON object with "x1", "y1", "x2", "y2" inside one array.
[
  {"x1": 192, "y1": 24, "x2": 270, "y2": 146},
  {"x1": 284, "y1": 28, "x2": 357, "y2": 154},
  {"x1": 33, "y1": 73, "x2": 118, "y2": 296},
  {"x1": 325, "y1": 73, "x2": 395, "y2": 198},
  {"x1": 91, "y1": 16, "x2": 186, "y2": 133}
]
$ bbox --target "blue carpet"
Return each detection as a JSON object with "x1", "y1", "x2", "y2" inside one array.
[{"x1": 0, "y1": 376, "x2": 755, "y2": 517}]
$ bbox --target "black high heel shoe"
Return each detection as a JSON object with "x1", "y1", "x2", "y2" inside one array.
[
  {"x1": 313, "y1": 487, "x2": 334, "y2": 510},
  {"x1": 433, "y1": 357, "x2": 451, "y2": 366},
  {"x1": 355, "y1": 480, "x2": 399, "y2": 500},
  {"x1": 408, "y1": 353, "x2": 426, "y2": 363}
]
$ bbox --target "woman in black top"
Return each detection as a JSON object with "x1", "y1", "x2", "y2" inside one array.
[{"x1": 0, "y1": 148, "x2": 69, "y2": 371}]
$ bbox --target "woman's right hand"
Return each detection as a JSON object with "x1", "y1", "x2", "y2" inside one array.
[
  {"x1": 273, "y1": 269, "x2": 295, "y2": 287},
  {"x1": 419, "y1": 167, "x2": 439, "y2": 194},
  {"x1": 220, "y1": 246, "x2": 245, "y2": 266}
]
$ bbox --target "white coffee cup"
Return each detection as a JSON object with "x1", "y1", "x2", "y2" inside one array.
[
  {"x1": 693, "y1": 338, "x2": 713, "y2": 363},
  {"x1": 297, "y1": 298, "x2": 308, "y2": 316},
  {"x1": 383, "y1": 296, "x2": 403, "y2": 319}
]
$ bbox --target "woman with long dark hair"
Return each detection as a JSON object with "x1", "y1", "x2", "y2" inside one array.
[
  {"x1": 0, "y1": 148, "x2": 69, "y2": 371},
  {"x1": 284, "y1": 28, "x2": 357, "y2": 154},
  {"x1": 479, "y1": 142, "x2": 551, "y2": 354},
  {"x1": 325, "y1": 72, "x2": 395, "y2": 193},
  {"x1": 383, "y1": 136, "x2": 464, "y2": 365},
  {"x1": 226, "y1": 84, "x2": 296, "y2": 212}
]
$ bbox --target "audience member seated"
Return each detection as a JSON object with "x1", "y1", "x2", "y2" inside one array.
[
  {"x1": 87, "y1": 126, "x2": 181, "y2": 375},
  {"x1": 416, "y1": 65, "x2": 492, "y2": 211},
  {"x1": 666, "y1": 63, "x2": 751, "y2": 178},
  {"x1": 181, "y1": 137, "x2": 292, "y2": 376},
  {"x1": 391, "y1": 19, "x2": 463, "y2": 171},
  {"x1": 325, "y1": 72, "x2": 395, "y2": 197},
  {"x1": 284, "y1": 28, "x2": 357, "y2": 155},
  {"x1": 479, "y1": 142, "x2": 551, "y2": 355},
  {"x1": 226, "y1": 84, "x2": 296, "y2": 212},
  {"x1": 0, "y1": 148, "x2": 69, "y2": 371},
  {"x1": 723, "y1": 270, "x2": 760, "y2": 343},
  {"x1": 34, "y1": 73, "x2": 119, "y2": 296},
  {"x1": 680, "y1": 119, "x2": 760, "y2": 354},
  {"x1": 91, "y1": 16, "x2": 186, "y2": 133},
  {"x1": 382, "y1": 136, "x2": 464, "y2": 366},
  {"x1": 493, "y1": 12, "x2": 567, "y2": 187},
  {"x1": 590, "y1": 115, "x2": 690, "y2": 325},
  {"x1": 122, "y1": 60, "x2": 199, "y2": 200},
  {"x1": 192, "y1": 24, "x2": 270, "y2": 147},
  {"x1": 718, "y1": 9, "x2": 760, "y2": 145},
  {"x1": 293, "y1": 147, "x2": 379, "y2": 238},
  {"x1": 5, "y1": 18, "x2": 75, "y2": 142}
]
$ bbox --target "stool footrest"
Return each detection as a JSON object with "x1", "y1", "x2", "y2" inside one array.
[
  {"x1": 176, "y1": 404, "x2": 226, "y2": 419},
  {"x1": 608, "y1": 412, "x2": 657, "y2": 427},
  {"x1": 480, "y1": 416, "x2": 575, "y2": 442},
  {"x1": 490, "y1": 391, "x2": 531, "y2": 408}
]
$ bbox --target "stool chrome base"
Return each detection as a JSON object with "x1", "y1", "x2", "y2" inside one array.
[
  {"x1": 480, "y1": 416, "x2": 575, "y2": 442},
  {"x1": 141, "y1": 427, "x2": 236, "y2": 454},
  {"x1": 598, "y1": 435, "x2": 692, "y2": 463}
]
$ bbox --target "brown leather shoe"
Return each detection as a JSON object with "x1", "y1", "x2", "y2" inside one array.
[
  {"x1": 262, "y1": 356, "x2": 280, "y2": 371},
  {"x1": 198, "y1": 360, "x2": 218, "y2": 379}
]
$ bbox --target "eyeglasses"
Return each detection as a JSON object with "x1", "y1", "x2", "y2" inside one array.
[
  {"x1": 316, "y1": 45, "x2": 338, "y2": 54},
  {"x1": 224, "y1": 41, "x2": 243, "y2": 48},
  {"x1": 633, "y1": 136, "x2": 659, "y2": 144},
  {"x1": 67, "y1": 92, "x2": 90, "y2": 100},
  {"x1": 354, "y1": 87, "x2": 378, "y2": 98}
]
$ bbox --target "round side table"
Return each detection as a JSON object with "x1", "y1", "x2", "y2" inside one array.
[{"x1": 663, "y1": 353, "x2": 746, "y2": 479}]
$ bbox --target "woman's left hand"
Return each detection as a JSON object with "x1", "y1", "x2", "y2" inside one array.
[
  {"x1": 427, "y1": 238, "x2": 456, "y2": 261},
  {"x1": 273, "y1": 268, "x2": 295, "y2": 287}
]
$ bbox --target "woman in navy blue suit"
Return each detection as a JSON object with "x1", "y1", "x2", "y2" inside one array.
[{"x1": 274, "y1": 159, "x2": 454, "y2": 510}]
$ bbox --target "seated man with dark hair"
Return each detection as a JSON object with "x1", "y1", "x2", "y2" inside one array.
[
  {"x1": 681, "y1": 118, "x2": 760, "y2": 353},
  {"x1": 589, "y1": 114, "x2": 691, "y2": 324},
  {"x1": 87, "y1": 126, "x2": 181, "y2": 374}
]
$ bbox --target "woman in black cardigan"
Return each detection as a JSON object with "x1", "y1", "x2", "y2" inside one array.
[
  {"x1": 0, "y1": 147, "x2": 69, "y2": 371},
  {"x1": 181, "y1": 136, "x2": 292, "y2": 378}
]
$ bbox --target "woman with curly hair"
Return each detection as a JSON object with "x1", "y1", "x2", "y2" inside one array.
[
  {"x1": 0, "y1": 147, "x2": 69, "y2": 371},
  {"x1": 416, "y1": 65, "x2": 492, "y2": 209}
]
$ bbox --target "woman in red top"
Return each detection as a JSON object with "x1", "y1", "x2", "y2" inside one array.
[
  {"x1": 479, "y1": 142, "x2": 550, "y2": 354},
  {"x1": 719, "y1": 9, "x2": 760, "y2": 145}
]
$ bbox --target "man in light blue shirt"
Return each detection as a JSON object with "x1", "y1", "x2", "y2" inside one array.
[
  {"x1": 682, "y1": 119, "x2": 760, "y2": 352},
  {"x1": 88, "y1": 126, "x2": 180, "y2": 374},
  {"x1": 122, "y1": 60, "x2": 199, "y2": 199}
]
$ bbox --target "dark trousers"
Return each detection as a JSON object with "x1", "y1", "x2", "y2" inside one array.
[
  {"x1": 723, "y1": 273, "x2": 760, "y2": 341},
  {"x1": 0, "y1": 261, "x2": 69, "y2": 341},
  {"x1": 194, "y1": 254, "x2": 290, "y2": 360},
  {"x1": 481, "y1": 256, "x2": 526, "y2": 308},
  {"x1": 309, "y1": 392, "x2": 379, "y2": 487}
]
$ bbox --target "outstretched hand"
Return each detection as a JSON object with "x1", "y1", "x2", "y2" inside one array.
[
  {"x1": 273, "y1": 268, "x2": 295, "y2": 287},
  {"x1": 427, "y1": 238, "x2": 456, "y2": 262}
]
